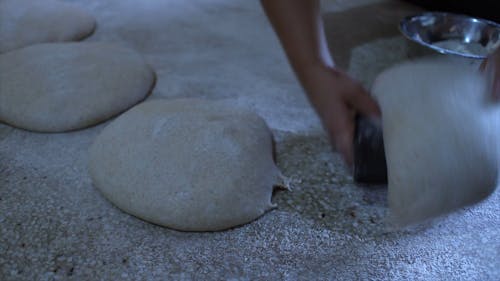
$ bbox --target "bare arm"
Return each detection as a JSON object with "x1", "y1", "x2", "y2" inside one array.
[
  {"x1": 261, "y1": 0, "x2": 380, "y2": 166},
  {"x1": 260, "y1": 0, "x2": 333, "y2": 76}
]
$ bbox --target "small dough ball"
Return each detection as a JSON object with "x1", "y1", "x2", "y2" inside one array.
[
  {"x1": 0, "y1": 42, "x2": 155, "y2": 132},
  {"x1": 372, "y1": 58, "x2": 499, "y2": 226},
  {"x1": 0, "y1": 0, "x2": 96, "y2": 53},
  {"x1": 88, "y1": 99, "x2": 283, "y2": 231}
]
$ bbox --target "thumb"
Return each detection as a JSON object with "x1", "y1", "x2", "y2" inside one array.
[{"x1": 347, "y1": 87, "x2": 381, "y2": 118}]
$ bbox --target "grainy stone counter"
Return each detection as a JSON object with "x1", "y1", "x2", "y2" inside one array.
[{"x1": 1, "y1": 0, "x2": 498, "y2": 280}]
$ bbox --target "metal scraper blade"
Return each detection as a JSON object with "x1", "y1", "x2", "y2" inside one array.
[{"x1": 353, "y1": 115, "x2": 388, "y2": 184}]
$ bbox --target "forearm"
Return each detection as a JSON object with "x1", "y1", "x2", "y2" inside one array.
[
  {"x1": 261, "y1": 0, "x2": 380, "y2": 165},
  {"x1": 260, "y1": 0, "x2": 334, "y2": 86}
]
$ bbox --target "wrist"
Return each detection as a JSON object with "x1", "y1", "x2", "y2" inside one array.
[{"x1": 297, "y1": 62, "x2": 338, "y2": 95}]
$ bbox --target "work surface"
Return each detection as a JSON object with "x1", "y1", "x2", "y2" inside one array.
[{"x1": 1, "y1": 0, "x2": 499, "y2": 280}]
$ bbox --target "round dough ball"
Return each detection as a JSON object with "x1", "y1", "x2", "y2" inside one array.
[
  {"x1": 0, "y1": 42, "x2": 155, "y2": 132},
  {"x1": 88, "y1": 99, "x2": 283, "y2": 231},
  {"x1": 0, "y1": 0, "x2": 96, "y2": 53},
  {"x1": 372, "y1": 58, "x2": 499, "y2": 226}
]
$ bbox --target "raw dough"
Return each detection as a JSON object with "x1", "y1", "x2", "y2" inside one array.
[
  {"x1": 0, "y1": 0, "x2": 96, "y2": 53},
  {"x1": 372, "y1": 58, "x2": 500, "y2": 226},
  {"x1": 88, "y1": 99, "x2": 284, "y2": 231},
  {"x1": 0, "y1": 42, "x2": 155, "y2": 132}
]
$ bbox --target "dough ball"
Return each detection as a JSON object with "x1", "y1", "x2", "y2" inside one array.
[
  {"x1": 0, "y1": 0, "x2": 96, "y2": 53},
  {"x1": 88, "y1": 99, "x2": 284, "y2": 231},
  {"x1": 372, "y1": 58, "x2": 500, "y2": 226},
  {"x1": 0, "y1": 42, "x2": 155, "y2": 132}
]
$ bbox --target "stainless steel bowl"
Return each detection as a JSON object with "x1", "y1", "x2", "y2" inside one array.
[{"x1": 399, "y1": 12, "x2": 500, "y2": 59}]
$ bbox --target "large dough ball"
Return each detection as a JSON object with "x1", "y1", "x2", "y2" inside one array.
[
  {"x1": 88, "y1": 99, "x2": 283, "y2": 231},
  {"x1": 0, "y1": 42, "x2": 155, "y2": 132},
  {"x1": 0, "y1": 0, "x2": 96, "y2": 53},
  {"x1": 372, "y1": 58, "x2": 499, "y2": 226}
]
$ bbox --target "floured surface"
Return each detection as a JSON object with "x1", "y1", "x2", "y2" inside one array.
[
  {"x1": 89, "y1": 99, "x2": 282, "y2": 231},
  {"x1": 373, "y1": 58, "x2": 500, "y2": 225},
  {"x1": 0, "y1": 42, "x2": 155, "y2": 132},
  {"x1": 0, "y1": 0, "x2": 96, "y2": 53},
  {"x1": 0, "y1": 0, "x2": 499, "y2": 280}
]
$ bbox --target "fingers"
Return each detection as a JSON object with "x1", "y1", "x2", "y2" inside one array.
[
  {"x1": 346, "y1": 85, "x2": 381, "y2": 118},
  {"x1": 339, "y1": 85, "x2": 381, "y2": 169},
  {"x1": 326, "y1": 105, "x2": 355, "y2": 168},
  {"x1": 334, "y1": 128, "x2": 354, "y2": 168},
  {"x1": 311, "y1": 69, "x2": 382, "y2": 168}
]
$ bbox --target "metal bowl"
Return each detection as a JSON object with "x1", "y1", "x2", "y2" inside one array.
[{"x1": 399, "y1": 12, "x2": 500, "y2": 59}]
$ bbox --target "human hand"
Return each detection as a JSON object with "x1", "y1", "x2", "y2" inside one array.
[{"x1": 302, "y1": 64, "x2": 381, "y2": 167}]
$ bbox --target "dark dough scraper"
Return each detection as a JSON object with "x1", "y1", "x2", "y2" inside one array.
[{"x1": 353, "y1": 115, "x2": 388, "y2": 184}]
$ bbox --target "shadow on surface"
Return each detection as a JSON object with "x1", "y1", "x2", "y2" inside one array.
[{"x1": 323, "y1": 0, "x2": 424, "y2": 70}]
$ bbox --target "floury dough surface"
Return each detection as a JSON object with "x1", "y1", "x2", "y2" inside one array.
[
  {"x1": 89, "y1": 99, "x2": 284, "y2": 231},
  {"x1": 0, "y1": 0, "x2": 96, "y2": 53},
  {"x1": 372, "y1": 58, "x2": 500, "y2": 226},
  {"x1": 1, "y1": 0, "x2": 499, "y2": 280},
  {"x1": 0, "y1": 42, "x2": 155, "y2": 132}
]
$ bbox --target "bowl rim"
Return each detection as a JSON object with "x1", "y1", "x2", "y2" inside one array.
[{"x1": 399, "y1": 11, "x2": 500, "y2": 59}]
